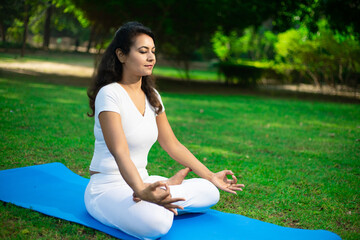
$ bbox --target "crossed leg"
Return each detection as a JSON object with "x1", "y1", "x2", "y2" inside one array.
[{"x1": 85, "y1": 169, "x2": 219, "y2": 240}]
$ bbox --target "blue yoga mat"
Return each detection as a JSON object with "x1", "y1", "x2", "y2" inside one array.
[{"x1": 0, "y1": 163, "x2": 341, "y2": 240}]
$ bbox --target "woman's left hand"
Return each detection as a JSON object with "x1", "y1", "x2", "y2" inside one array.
[{"x1": 210, "y1": 170, "x2": 245, "y2": 194}]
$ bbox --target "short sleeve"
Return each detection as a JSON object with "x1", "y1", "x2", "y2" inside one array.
[
  {"x1": 153, "y1": 88, "x2": 165, "y2": 115},
  {"x1": 95, "y1": 85, "x2": 121, "y2": 118}
]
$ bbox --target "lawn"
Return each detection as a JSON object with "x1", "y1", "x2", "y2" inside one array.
[
  {"x1": 0, "y1": 73, "x2": 359, "y2": 240},
  {"x1": 0, "y1": 52, "x2": 221, "y2": 81}
]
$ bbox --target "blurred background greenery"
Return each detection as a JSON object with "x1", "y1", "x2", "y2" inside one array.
[{"x1": 0, "y1": 0, "x2": 359, "y2": 94}]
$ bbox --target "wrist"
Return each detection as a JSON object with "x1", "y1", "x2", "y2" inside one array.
[
  {"x1": 205, "y1": 171, "x2": 216, "y2": 182},
  {"x1": 134, "y1": 182, "x2": 147, "y2": 199}
]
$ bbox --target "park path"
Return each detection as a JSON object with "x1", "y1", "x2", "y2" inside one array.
[{"x1": 0, "y1": 61, "x2": 93, "y2": 77}]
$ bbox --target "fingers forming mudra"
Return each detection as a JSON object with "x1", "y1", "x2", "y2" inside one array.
[
  {"x1": 213, "y1": 170, "x2": 245, "y2": 194},
  {"x1": 133, "y1": 181, "x2": 185, "y2": 215}
]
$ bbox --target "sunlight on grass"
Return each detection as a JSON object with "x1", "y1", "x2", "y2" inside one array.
[
  {"x1": 27, "y1": 82, "x2": 59, "y2": 89},
  {"x1": 188, "y1": 144, "x2": 239, "y2": 157},
  {"x1": 154, "y1": 66, "x2": 222, "y2": 81},
  {"x1": 52, "y1": 98, "x2": 82, "y2": 104},
  {"x1": 0, "y1": 75, "x2": 359, "y2": 240},
  {"x1": 1, "y1": 93, "x2": 22, "y2": 100}
]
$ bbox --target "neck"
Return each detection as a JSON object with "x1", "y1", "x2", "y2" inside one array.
[{"x1": 119, "y1": 73, "x2": 143, "y2": 92}]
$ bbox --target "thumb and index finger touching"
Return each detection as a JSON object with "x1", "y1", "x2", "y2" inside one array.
[{"x1": 149, "y1": 181, "x2": 185, "y2": 202}]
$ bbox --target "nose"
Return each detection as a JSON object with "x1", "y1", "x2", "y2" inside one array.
[{"x1": 147, "y1": 52, "x2": 155, "y2": 62}]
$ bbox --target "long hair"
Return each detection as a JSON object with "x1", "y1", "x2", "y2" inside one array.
[{"x1": 87, "y1": 22, "x2": 162, "y2": 117}]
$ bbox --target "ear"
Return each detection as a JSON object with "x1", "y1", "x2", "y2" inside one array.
[{"x1": 115, "y1": 48, "x2": 126, "y2": 63}]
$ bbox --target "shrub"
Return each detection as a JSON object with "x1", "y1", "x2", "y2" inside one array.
[
  {"x1": 275, "y1": 19, "x2": 360, "y2": 88},
  {"x1": 218, "y1": 62, "x2": 263, "y2": 87}
]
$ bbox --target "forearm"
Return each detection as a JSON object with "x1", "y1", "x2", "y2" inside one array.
[
  {"x1": 114, "y1": 152, "x2": 145, "y2": 196},
  {"x1": 167, "y1": 142, "x2": 215, "y2": 181}
]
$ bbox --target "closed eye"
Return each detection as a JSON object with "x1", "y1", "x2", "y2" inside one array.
[
  {"x1": 139, "y1": 50, "x2": 155, "y2": 54},
  {"x1": 138, "y1": 46, "x2": 156, "y2": 54}
]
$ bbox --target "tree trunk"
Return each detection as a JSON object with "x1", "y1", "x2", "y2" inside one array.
[
  {"x1": 338, "y1": 62, "x2": 346, "y2": 89},
  {"x1": 93, "y1": 32, "x2": 105, "y2": 73},
  {"x1": 74, "y1": 38, "x2": 79, "y2": 52},
  {"x1": 306, "y1": 69, "x2": 320, "y2": 88},
  {"x1": 21, "y1": 3, "x2": 30, "y2": 57},
  {"x1": 184, "y1": 60, "x2": 191, "y2": 81},
  {"x1": 0, "y1": 22, "x2": 6, "y2": 42},
  {"x1": 43, "y1": 3, "x2": 53, "y2": 50},
  {"x1": 87, "y1": 25, "x2": 95, "y2": 53}
]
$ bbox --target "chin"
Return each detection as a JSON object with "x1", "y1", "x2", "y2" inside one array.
[{"x1": 143, "y1": 71, "x2": 153, "y2": 76}]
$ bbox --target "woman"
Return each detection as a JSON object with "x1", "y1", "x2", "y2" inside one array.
[{"x1": 85, "y1": 22, "x2": 244, "y2": 240}]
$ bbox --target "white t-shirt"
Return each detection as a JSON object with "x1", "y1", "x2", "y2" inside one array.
[{"x1": 89, "y1": 82, "x2": 165, "y2": 178}]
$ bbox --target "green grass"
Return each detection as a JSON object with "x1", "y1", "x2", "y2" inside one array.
[
  {"x1": 0, "y1": 73, "x2": 359, "y2": 240},
  {"x1": 0, "y1": 52, "x2": 222, "y2": 81},
  {"x1": 153, "y1": 66, "x2": 221, "y2": 81}
]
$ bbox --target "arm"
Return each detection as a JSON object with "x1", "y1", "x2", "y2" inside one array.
[
  {"x1": 99, "y1": 111, "x2": 184, "y2": 213},
  {"x1": 156, "y1": 112, "x2": 214, "y2": 181},
  {"x1": 156, "y1": 112, "x2": 245, "y2": 194}
]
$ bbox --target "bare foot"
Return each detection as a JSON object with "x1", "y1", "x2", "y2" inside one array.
[{"x1": 166, "y1": 167, "x2": 192, "y2": 185}]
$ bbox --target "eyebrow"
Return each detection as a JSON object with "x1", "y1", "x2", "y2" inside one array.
[{"x1": 138, "y1": 46, "x2": 156, "y2": 50}]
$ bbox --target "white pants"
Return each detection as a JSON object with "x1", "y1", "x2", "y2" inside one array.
[{"x1": 84, "y1": 173, "x2": 220, "y2": 240}]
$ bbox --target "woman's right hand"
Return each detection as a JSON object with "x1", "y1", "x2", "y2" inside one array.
[{"x1": 134, "y1": 181, "x2": 185, "y2": 215}]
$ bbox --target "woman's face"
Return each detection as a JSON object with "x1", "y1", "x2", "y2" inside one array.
[{"x1": 120, "y1": 33, "x2": 156, "y2": 77}]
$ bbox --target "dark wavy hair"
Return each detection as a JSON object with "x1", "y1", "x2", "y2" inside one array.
[{"x1": 87, "y1": 21, "x2": 162, "y2": 117}]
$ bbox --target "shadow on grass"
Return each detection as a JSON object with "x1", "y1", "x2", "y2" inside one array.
[{"x1": 1, "y1": 68, "x2": 359, "y2": 104}]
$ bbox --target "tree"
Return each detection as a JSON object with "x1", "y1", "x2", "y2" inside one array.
[
  {"x1": 271, "y1": 0, "x2": 360, "y2": 39},
  {"x1": 2, "y1": 0, "x2": 48, "y2": 56},
  {"x1": 211, "y1": 25, "x2": 277, "y2": 62},
  {"x1": 71, "y1": 0, "x2": 296, "y2": 78},
  {"x1": 43, "y1": 1, "x2": 54, "y2": 49},
  {"x1": 321, "y1": 0, "x2": 360, "y2": 39},
  {"x1": 0, "y1": 0, "x2": 24, "y2": 42},
  {"x1": 21, "y1": 1, "x2": 30, "y2": 57},
  {"x1": 275, "y1": 19, "x2": 360, "y2": 88}
]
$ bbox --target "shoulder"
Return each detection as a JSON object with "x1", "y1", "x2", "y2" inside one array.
[
  {"x1": 98, "y1": 82, "x2": 120, "y2": 96},
  {"x1": 95, "y1": 83, "x2": 123, "y2": 115},
  {"x1": 96, "y1": 83, "x2": 123, "y2": 101}
]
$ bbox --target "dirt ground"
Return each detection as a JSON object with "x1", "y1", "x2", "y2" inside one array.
[{"x1": 0, "y1": 61, "x2": 93, "y2": 78}]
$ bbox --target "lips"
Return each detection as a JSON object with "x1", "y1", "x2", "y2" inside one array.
[{"x1": 145, "y1": 65, "x2": 153, "y2": 68}]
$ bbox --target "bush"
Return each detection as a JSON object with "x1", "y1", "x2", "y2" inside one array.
[
  {"x1": 274, "y1": 19, "x2": 360, "y2": 88},
  {"x1": 0, "y1": 41, "x2": 33, "y2": 49},
  {"x1": 218, "y1": 62, "x2": 263, "y2": 87},
  {"x1": 211, "y1": 26, "x2": 277, "y2": 62}
]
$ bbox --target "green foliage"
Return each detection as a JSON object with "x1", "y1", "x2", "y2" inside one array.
[
  {"x1": 212, "y1": 26, "x2": 277, "y2": 62},
  {"x1": 275, "y1": 19, "x2": 360, "y2": 87},
  {"x1": 0, "y1": 0, "x2": 24, "y2": 42},
  {"x1": 211, "y1": 30, "x2": 230, "y2": 61},
  {"x1": 71, "y1": 0, "x2": 307, "y2": 79},
  {"x1": 275, "y1": 29, "x2": 306, "y2": 62},
  {"x1": 6, "y1": 19, "x2": 24, "y2": 43},
  {"x1": 213, "y1": 18, "x2": 360, "y2": 88},
  {"x1": 8, "y1": 0, "x2": 48, "y2": 44},
  {"x1": 53, "y1": 0, "x2": 90, "y2": 28},
  {"x1": 2, "y1": 0, "x2": 90, "y2": 47},
  {"x1": 321, "y1": 0, "x2": 360, "y2": 40}
]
